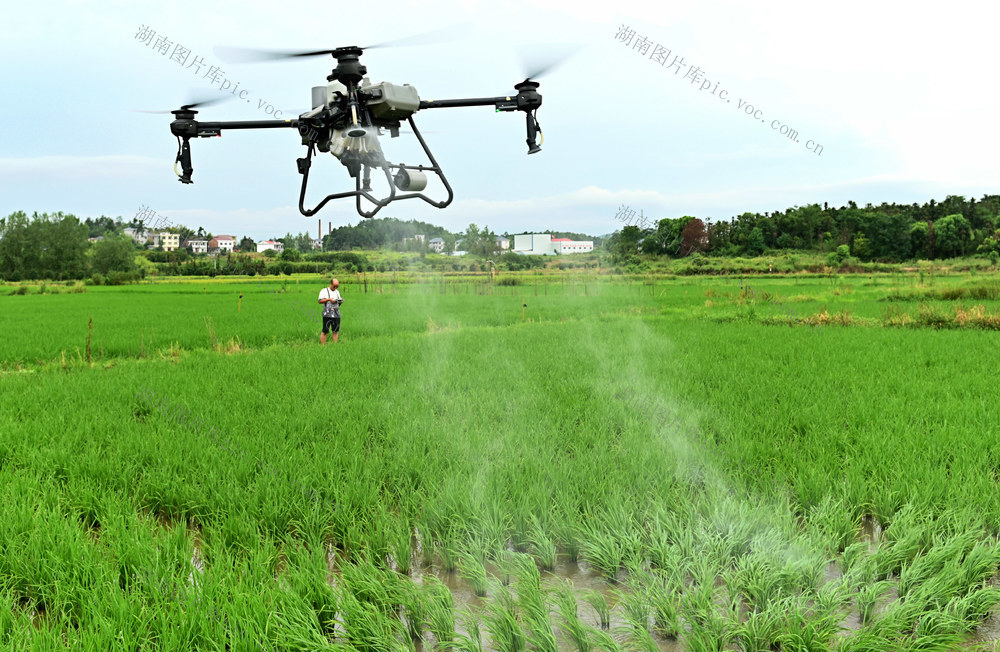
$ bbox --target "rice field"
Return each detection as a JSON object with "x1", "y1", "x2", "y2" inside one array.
[{"x1": 3, "y1": 270, "x2": 1000, "y2": 650}]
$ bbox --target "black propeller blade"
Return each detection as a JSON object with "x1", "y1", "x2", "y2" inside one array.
[
  {"x1": 132, "y1": 94, "x2": 231, "y2": 114},
  {"x1": 519, "y1": 43, "x2": 584, "y2": 82},
  {"x1": 214, "y1": 24, "x2": 470, "y2": 64}
]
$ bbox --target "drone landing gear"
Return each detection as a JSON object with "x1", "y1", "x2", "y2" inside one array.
[
  {"x1": 175, "y1": 136, "x2": 194, "y2": 184},
  {"x1": 296, "y1": 117, "x2": 454, "y2": 218}
]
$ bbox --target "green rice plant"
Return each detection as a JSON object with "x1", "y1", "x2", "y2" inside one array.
[
  {"x1": 582, "y1": 590, "x2": 611, "y2": 630},
  {"x1": 734, "y1": 605, "x2": 785, "y2": 652},
  {"x1": 511, "y1": 553, "x2": 556, "y2": 652},
  {"x1": 806, "y1": 495, "x2": 860, "y2": 554},
  {"x1": 839, "y1": 541, "x2": 868, "y2": 578},
  {"x1": 645, "y1": 571, "x2": 681, "y2": 639},
  {"x1": 617, "y1": 621, "x2": 658, "y2": 652},
  {"x1": 911, "y1": 608, "x2": 966, "y2": 639},
  {"x1": 775, "y1": 596, "x2": 843, "y2": 651},
  {"x1": 580, "y1": 530, "x2": 623, "y2": 582},
  {"x1": 682, "y1": 608, "x2": 731, "y2": 652},
  {"x1": 528, "y1": 516, "x2": 557, "y2": 572},
  {"x1": 438, "y1": 539, "x2": 460, "y2": 574},
  {"x1": 613, "y1": 587, "x2": 648, "y2": 630},
  {"x1": 457, "y1": 550, "x2": 489, "y2": 598},
  {"x1": 732, "y1": 555, "x2": 782, "y2": 613},
  {"x1": 338, "y1": 589, "x2": 406, "y2": 652},
  {"x1": 482, "y1": 583, "x2": 525, "y2": 652},
  {"x1": 418, "y1": 523, "x2": 435, "y2": 568},
  {"x1": 494, "y1": 550, "x2": 516, "y2": 587},
  {"x1": 422, "y1": 575, "x2": 455, "y2": 649},
  {"x1": 400, "y1": 581, "x2": 426, "y2": 641},
  {"x1": 856, "y1": 579, "x2": 893, "y2": 624},
  {"x1": 340, "y1": 558, "x2": 404, "y2": 619},
  {"x1": 813, "y1": 577, "x2": 854, "y2": 614},
  {"x1": 944, "y1": 586, "x2": 1000, "y2": 628},
  {"x1": 553, "y1": 516, "x2": 582, "y2": 563},
  {"x1": 552, "y1": 580, "x2": 592, "y2": 652},
  {"x1": 588, "y1": 628, "x2": 622, "y2": 652},
  {"x1": 452, "y1": 610, "x2": 483, "y2": 652},
  {"x1": 391, "y1": 523, "x2": 413, "y2": 575},
  {"x1": 778, "y1": 553, "x2": 828, "y2": 596}
]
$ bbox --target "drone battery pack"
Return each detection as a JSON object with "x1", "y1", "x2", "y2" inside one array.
[{"x1": 366, "y1": 82, "x2": 420, "y2": 120}]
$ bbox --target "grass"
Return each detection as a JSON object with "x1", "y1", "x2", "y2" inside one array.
[{"x1": 3, "y1": 270, "x2": 1000, "y2": 648}]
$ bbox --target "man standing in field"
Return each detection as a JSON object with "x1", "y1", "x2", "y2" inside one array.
[{"x1": 318, "y1": 278, "x2": 343, "y2": 345}]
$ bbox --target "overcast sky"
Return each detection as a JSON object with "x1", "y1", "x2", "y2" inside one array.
[{"x1": 1, "y1": 0, "x2": 997, "y2": 241}]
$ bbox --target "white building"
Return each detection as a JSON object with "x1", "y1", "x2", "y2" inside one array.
[
  {"x1": 513, "y1": 233, "x2": 554, "y2": 255},
  {"x1": 551, "y1": 238, "x2": 594, "y2": 254},
  {"x1": 123, "y1": 227, "x2": 149, "y2": 245},
  {"x1": 185, "y1": 239, "x2": 209, "y2": 254},
  {"x1": 256, "y1": 240, "x2": 284, "y2": 253},
  {"x1": 210, "y1": 236, "x2": 236, "y2": 253},
  {"x1": 497, "y1": 236, "x2": 510, "y2": 251},
  {"x1": 514, "y1": 233, "x2": 593, "y2": 255},
  {"x1": 428, "y1": 237, "x2": 444, "y2": 253}
]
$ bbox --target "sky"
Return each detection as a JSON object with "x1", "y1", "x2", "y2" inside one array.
[{"x1": 1, "y1": 0, "x2": 998, "y2": 241}]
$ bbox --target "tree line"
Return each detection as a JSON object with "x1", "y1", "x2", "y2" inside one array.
[{"x1": 607, "y1": 194, "x2": 1000, "y2": 265}]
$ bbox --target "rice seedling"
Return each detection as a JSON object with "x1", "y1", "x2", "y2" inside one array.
[
  {"x1": 422, "y1": 575, "x2": 455, "y2": 649},
  {"x1": 528, "y1": 516, "x2": 557, "y2": 572},
  {"x1": 400, "y1": 582, "x2": 427, "y2": 642},
  {"x1": 391, "y1": 524, "x2": 413, "y2": 576},
  {"x1": 552, "y1": 580, "x2": 592, "y2": 652},
  {"x1": 856, "y1": 580, "x2": 893, "y2": 624},
  {"x1": 482, "y1": 582, "x2": 525, "y2": 652},
  {"x1": 457, "y1": 550, "x2": 489, "y2": 598},
  {"x1": 452, "y1": 610, "x2": 484, "y2": 652},
  {"x1": 582, "y1": 590, "x2": 611, "y2": 630},
  {"x1": 510, "y1": 553, "x2": 557, "y2": 652}
]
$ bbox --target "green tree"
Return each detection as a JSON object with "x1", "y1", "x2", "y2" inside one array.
[
  {"x1": 910, "y1": 222, "x2": 930, "y2": 259},
  {"x1": 745, "y1": 227, "x2": 766, "y2": 257},
  {"x1": 279, "y1": 247, "x2": 302, "y2": 262},
  {"x1": 0, "y1": 211, "x2": 89, "y2": 280},
  {"x1": 851, "y1": 232, "x2": 872, "y2": 261},
  {"x1": 609, "y1": 225, "x2": 643, "y2": 264},
  {"x1": 932, "y1": 214, "x2": 971, "y2": 258},
  {"x1": 92, "y1": 235, "x2": 137, "y2": 275}
]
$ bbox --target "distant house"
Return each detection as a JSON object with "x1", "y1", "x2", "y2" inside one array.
[
  {"x1": 210, "y1": 235, "x2": 236, "y2": 253},
  {"x1": 401, "y1": 234, "x2": 426, "y2": 249},
  {"x1": 256, "y1": 239, "x2": 284, "y2": 253},
  {"x1": 551, "y1": 238, "x2": 593, "y2": 254},
  {"x1": 123, "y1": 227, "x2": 149, "y2": 245},
  {"x1": 158, "y1": 232, "x2": 180, "y2": 252},
  {"x1": 185, "y1": 239, "x2": 209, "y2": 254},
  {"x1": 513, "y1": 233, "x2": 593, "y2": 255},
  {"x1": 496, "y1": 236, "x2": 510, "y2": 251},
  {"x1": 87, "y1": 236, "x2": 104, "y2": 243},
  {"x1": 428, "y1": 237, "x2": 444, "y2": 253}
]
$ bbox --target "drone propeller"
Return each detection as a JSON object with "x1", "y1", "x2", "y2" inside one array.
[
  {"x1": 132, "y1": 94, "x2": 232, "y2": 114},
  {"x1": 214, "y1": 24, "x2": 469, "y2": 64},
  {"x1": 518, "y1": 43, "x2": 584, "y2": 82}
]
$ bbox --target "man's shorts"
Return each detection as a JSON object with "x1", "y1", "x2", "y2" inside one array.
[{"x1": 322, "y1": 316, "x2": 341, "y2": 334}]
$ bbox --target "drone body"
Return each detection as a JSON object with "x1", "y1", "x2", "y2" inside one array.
[{"x1": 166, "y1": 45, "x2": 544, "y2": 218}]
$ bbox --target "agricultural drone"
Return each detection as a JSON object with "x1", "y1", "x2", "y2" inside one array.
[{"x1": 160, "y1": 37, "x2": 556, "y2": 218}]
